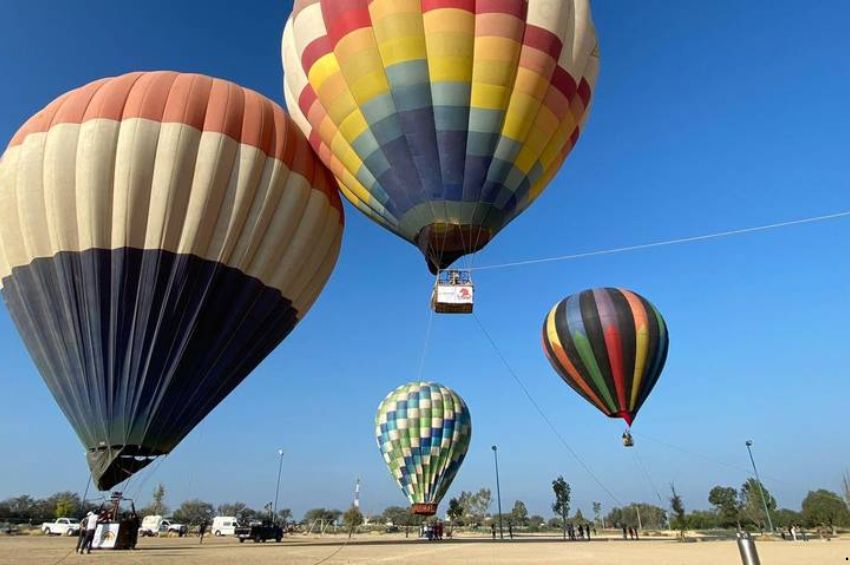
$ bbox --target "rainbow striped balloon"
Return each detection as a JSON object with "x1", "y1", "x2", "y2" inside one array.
[
  {"x1": 283, "y1": 0, "x2": 599, "y2": 272},
  {"x1": 543, "y1": 289, "x2": 669, "y2": 426}
]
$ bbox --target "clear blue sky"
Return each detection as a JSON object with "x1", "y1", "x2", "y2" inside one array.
[{"x1": 0, "y1": 1, "x2": 848, "y2": 520}]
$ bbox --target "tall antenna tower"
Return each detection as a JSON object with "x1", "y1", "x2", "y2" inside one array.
[{"x1": 354, "y1": 477, "x2": 361, "y2": 509}]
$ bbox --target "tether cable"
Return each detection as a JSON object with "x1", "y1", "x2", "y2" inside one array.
[
  {"x1": 472, "y1": 210, "x2": 850, "y2": 271},
  {"x1": 472, "y1": 312, "x2": 622, "y2": 506}
]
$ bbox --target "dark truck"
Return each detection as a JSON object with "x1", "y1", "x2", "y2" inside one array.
[{"x1": 235, "y1": 521, "x2": 283, "y2": 543}]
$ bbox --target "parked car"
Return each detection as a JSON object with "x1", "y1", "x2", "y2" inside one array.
[
  {"x1": 211, "y1": 516, "x2": 240, "y2": 537},
  {"x1": 235, "y1": 521, "x2": 283, "y2": 543},
  {"x1": 139, "y1": 515, "x2": 188, "y2": 537},
  {"x1": 1, "y1": 522, "x2": 19, "y2": 535},
  {"x1": 41, "y1": 518, "x2": 80, "y2": 536}
]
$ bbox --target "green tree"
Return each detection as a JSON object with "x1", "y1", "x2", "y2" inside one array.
[
  {"x1": 669, "y1": 484, "x2": 687, "y2": 539},
  {"x1": 708, "y1": 486, "x2": 741, "y2": 528},
  {"x1": 592, "y1": 502, "x2": 602, "y2": 527},
  {"x1": 772, "y1": 508, "x2": 804, "y2": 529},
  {"x1": 277, "y1": 508, "x2": 292, "y2": 525},
  {"x1": 801, "y1": 489, "x2": 850, "y2": 534},
  {"x1": 572, "y1": 509, "x2": 585, "y2": 524},
  {"x1": 342, "y1": 505, "x2": 364, "y2": 536},
  {"x1": 447, "y1": 498, "x2": 464, "y2": 529},
  {"x1": 304, "y1": 508, "x2": 342, "y2": 525},
  {"x1": 551, "y1": 476, "x2": 571, "y2": 540},
  {"x1": 739, "y1": 478, "x2": 776, "y2": 529},
  {"x1": 605, "y1": 507, "x2": 624, "y2": 528},
  {"x1": 50, "y1": 492, "x2": 82, "y2": 519},
  {"x1": 217, "y1": 502, "x2": 256, "y2": 524},
  {"x1": 604, "y1": 504, "x2": 666, "y2": 530},
  {"x1": 686, "y1": 510, "x2": 719, "y2": 530},
  {"x1": 172, "y1": 499, "x2": 214, "y2": 526},
  {"x1": 467, "y1": 488, "x2": 492, "y2": 525},
  {"x1": 152, "y1": 484, "x2": 168, "y2": 516},
  {"x1": 511, "y1": 500, "x2": 529, "y2": 526}
]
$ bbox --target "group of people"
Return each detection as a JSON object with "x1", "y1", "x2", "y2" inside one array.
[
  {"x1": 564, "y1": 523, "x2": 594, "y2": 541},
  {"x1": 622, "y1": 525, "x2": 640, "y2": 540},
  {"x1": 74, "y1": 510, "x2": 107, "y2": 554},
  {"x1": 74, "y1": 505, "x2": 142, "y2": 554},
  {"x1": 421, "y1": 521, "x2": 446, "y2": 540}
]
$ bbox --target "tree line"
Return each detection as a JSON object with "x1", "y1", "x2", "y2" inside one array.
[{"x1": 3, "y1": 474, "x2": 848, "y2": 534}]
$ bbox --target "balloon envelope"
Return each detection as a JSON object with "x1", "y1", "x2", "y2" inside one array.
[
  {"x1": 375, "y1": 382, "x2": 471, "y2": 515},
  {"x1": 542, "y1": 289, "x2": 669, "y2": 426},
  {"x1": 283, "y1": 0, "x2": 599, "y2": 272},
  {"x1": 0, "y1": 72, "x2": 344, "y2": 490}
]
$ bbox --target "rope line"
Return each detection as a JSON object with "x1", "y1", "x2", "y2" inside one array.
[
  {"x1": 632, "y1": 432, "x2": 789, "y2": 486},
  {"x1": 472, "y1": 312, "x2": 622, "y2": 506},
  {"x1": 416, "y1": 275, "x2": 439, "y2": 380},
  {"x1": 472, "y1": 210, "x2": 850, "y2": 271},
  {"x1": 631, "y1": 448, "x2": 666, "y2": 510}
]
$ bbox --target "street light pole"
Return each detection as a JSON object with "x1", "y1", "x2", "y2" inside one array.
[
  {"x1": 745, "y1": 441, "x2": 773, "y2": 533},
  {"x1": 273, "y1": 449, "x2": 284, "y2": 523},
  {"x1": 491, "y1": 445, "x2": 503, "y2": 540}
]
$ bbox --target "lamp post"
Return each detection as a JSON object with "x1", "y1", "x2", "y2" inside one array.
[
  {"x1": 491, "y1": 445, "x2": 503, "y2": 540},
  {"x1": 744, "y1": 441, "x2": 773, "y2": 533},
  {"x1": 273, "y1": 449, "x2": 284, "y2": 523}
]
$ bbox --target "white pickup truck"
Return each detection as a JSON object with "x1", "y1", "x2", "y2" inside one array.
[{"x1": 41, "y1": 518, "x2": 81, "y2": 536}]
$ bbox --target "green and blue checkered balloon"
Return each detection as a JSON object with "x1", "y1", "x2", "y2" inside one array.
[{"x1": 375, "y1": 382, "x2": 472, "y2": 516}]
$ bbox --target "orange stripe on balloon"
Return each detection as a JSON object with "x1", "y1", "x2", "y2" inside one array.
[
  {"x1": 7, "y1": 72, "x2": 342, "y2": 217},
  {"x1": 545, "y1": 309, "x2": 608, "y2": 413}
]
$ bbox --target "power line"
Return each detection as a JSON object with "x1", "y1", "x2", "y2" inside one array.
[
  {"x1": 473, "y1": 210, "x2": 850, "y2": 271},
  {"x1": 472, "y1": 313, "x2": 622, "y2": 506}
]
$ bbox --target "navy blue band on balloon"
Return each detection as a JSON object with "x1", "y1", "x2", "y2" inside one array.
[{"x1": 2, "y1": 248, "x2": 298, "y2": 490}]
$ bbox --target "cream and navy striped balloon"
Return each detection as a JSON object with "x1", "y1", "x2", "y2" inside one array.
[
  {"x1": 375, "y1": 382, "x2": 471, "y2": 516},
  {"x1": 0, "y1": 72, "x2": 344, "y2": 490},
  {"x1": 283, "y1": 0, "x2": 599, "y2": 272}
]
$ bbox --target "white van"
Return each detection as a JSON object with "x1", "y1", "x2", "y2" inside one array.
[
  {"x1": 211, "y1": 516, "x2": 239, "y2": 536},
  {"x1": 139, "y1": 515, "x2": 188, "y2": 537}
]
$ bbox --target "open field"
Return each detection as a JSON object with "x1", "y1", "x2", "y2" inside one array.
[{"x1": 0, "y1": 533, "x2": 847, "y2": 564}]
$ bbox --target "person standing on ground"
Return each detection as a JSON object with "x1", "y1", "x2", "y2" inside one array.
[
  {"x1": 491, "y1": 523, "x2": 496, "y2": 540},
  {"x1": 128, "y1": 511, "x2": 140, "y2": 550},
  {"x1": 74, "y1": 517, "x2": 87, "y2": 554},
  {"x1": 508, "y1": 523, "x2": 513, "y2": 539},
  {"x1": 199, "y1": 520, "x2": 207, "y2": 544},
  {"x1": 622, "y1": 525, "x2": 627, "y2": 540},
  {"x1": 79, "y1": 512, "x2": 98, "y2": 554}
]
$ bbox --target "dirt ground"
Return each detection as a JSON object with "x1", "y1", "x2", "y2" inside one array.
[{"x1": 0, "y1": 532, "x2": 846, "y2": 564}]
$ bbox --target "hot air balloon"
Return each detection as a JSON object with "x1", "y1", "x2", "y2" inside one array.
[
  {"x1": 282, "y1": 0, "x2": 599, "y2": 274},
  {"x1": 542, "y1": 289, "x2": 669, "y2": 446},
  {"x1": 375, "y1": 382, "x2": 471, "y2": 516},
  {"x1": 0, "y1": 72, "x2": 344, "y2": 490}
]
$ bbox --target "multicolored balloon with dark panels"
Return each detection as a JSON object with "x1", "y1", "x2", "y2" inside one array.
[
  {"x1": 543, "y1": 289, "x2": 669, "y2": 426},
  {"x1": 283, "y1": 0, "x2": 599, "y2": 272}
]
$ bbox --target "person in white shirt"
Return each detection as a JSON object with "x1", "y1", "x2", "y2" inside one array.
[{"x1": 78, "y1": 512, "x2": 99, "y2": 554}]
